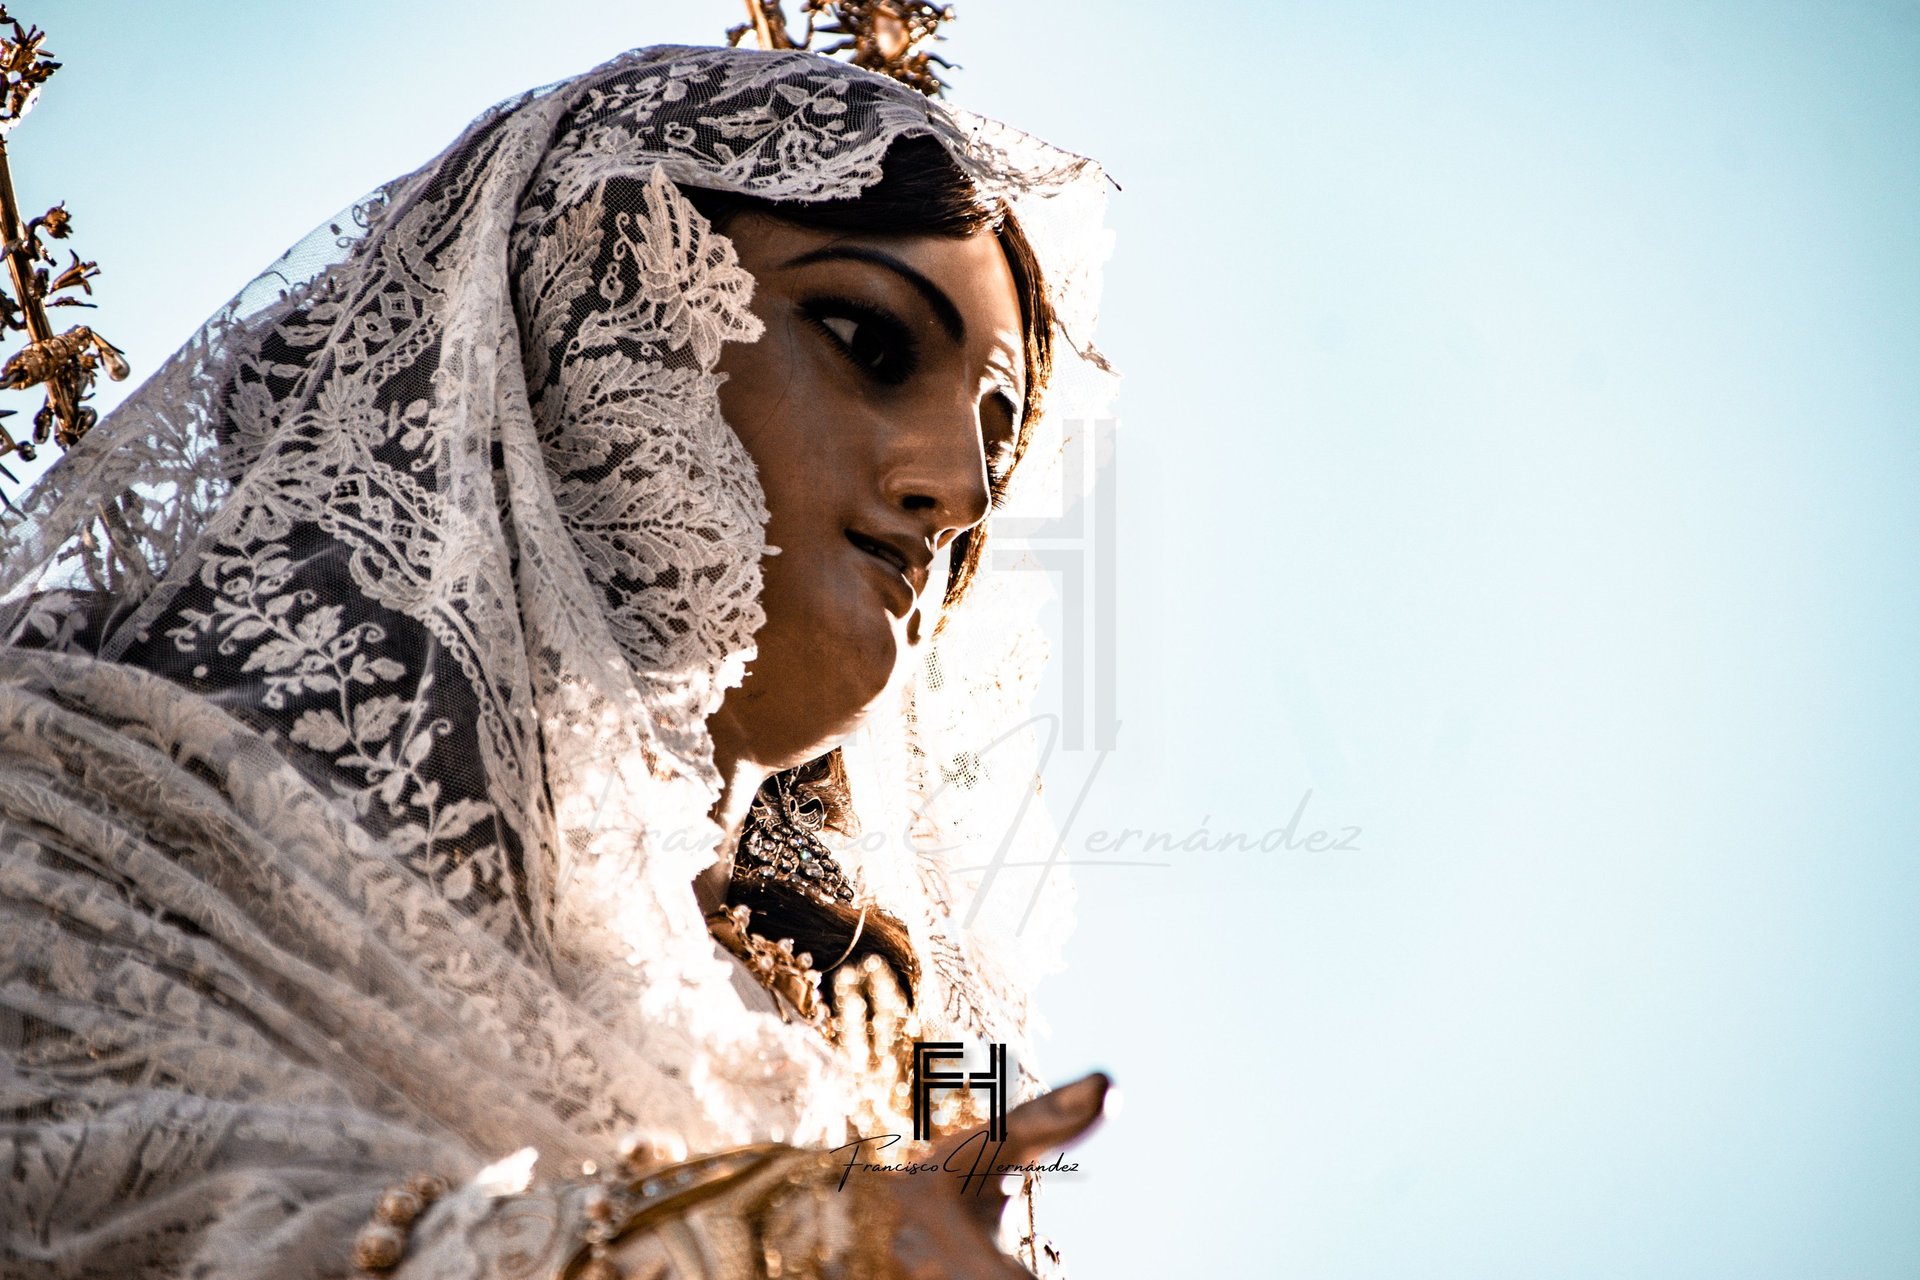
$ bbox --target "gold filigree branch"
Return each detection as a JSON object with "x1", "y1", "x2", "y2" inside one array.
[
  {"x1": 0, "y1": 5, "x2": 126, "y2": 474},
  {"x1": 0, "y1": 4, "x2": 55, "y2": 131},
  {"x1": 730, "y1": 0, "x2": 958, "y2": 97}
]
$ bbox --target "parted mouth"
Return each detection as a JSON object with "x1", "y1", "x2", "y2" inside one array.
[{"x1": 846, "y1": 527, "x2": 932, "y2": 601}]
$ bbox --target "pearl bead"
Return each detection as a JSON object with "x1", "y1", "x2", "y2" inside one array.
[
  {"x1": 376, "y1": 1188, "x2": 423, "y2": 1226},
  {"x1": 352, "y1": 1222, "x2": 406, "y2": 1270},
  {"x1": 614, "y1": 1128, "x2": 688, "y2": 1173},
  {"x1": 407, "y1": 1173, "x2": 449, "y2": 1202}
]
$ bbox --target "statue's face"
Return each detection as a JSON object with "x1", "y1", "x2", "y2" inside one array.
[{"x1": 708, "y1": 212, "x2": 1025, "y2": 771}]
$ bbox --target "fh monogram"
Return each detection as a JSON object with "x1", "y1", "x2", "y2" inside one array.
[{"x1": 911, "y1": 1041, "x2": 1009, "y2": 1142}]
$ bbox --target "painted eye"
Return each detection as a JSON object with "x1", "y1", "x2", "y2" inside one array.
[
  {"x1": 982, "y1": 390, "x2": 1022, "y2": 504},
  {"x1": 987, "y1": 439, "x2": 1018, "y2": 482},
  {"x1": 805, "y1": 298, "x2": 919, "y2": 385}
]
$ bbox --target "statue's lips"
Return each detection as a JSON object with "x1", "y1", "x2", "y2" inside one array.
[{"x1": 846, "y1": 528, "x2": 928, "y2": 617}]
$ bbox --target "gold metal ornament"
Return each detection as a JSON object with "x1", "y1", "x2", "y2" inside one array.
[
  {"x1": 730, "y1": 0, "x2": 958, "y2": 97},
  {"x1": 0, "y1": 5, "x2": 127, "y2": 477}
]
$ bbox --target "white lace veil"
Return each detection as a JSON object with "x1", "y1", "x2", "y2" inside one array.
[{"x1": 0, "y1": 44, "x2": 1113, "y2": 1277}]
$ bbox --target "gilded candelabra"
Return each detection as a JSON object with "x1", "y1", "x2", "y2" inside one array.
[
  {"x1": 731, "y1": 0, "x2": 958, "y2": 96},
  {"x1": 0, "y1": 5, "x2": 125, "y2": 478}
]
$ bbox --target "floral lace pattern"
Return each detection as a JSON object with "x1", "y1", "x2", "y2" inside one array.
[{"x1": 0, "y1": 46, "x2": 1114, "y2": 1279}]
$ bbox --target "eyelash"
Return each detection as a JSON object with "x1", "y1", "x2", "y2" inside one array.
[
  {"x1": 801, "y1": 296, "x2": 920, "y2": 386},
  {"x1": 985, "y1": 422, "x2": 1019, "y2": 507}
]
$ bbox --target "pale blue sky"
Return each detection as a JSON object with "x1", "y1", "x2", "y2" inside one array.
[{"x1": 21, "y1": 2, "x2": 1920, "y2": 1276}]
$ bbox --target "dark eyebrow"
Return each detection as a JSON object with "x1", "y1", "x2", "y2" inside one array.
[{"x1": 779, "y1": 245, "x2": 966, "y2": 344}]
